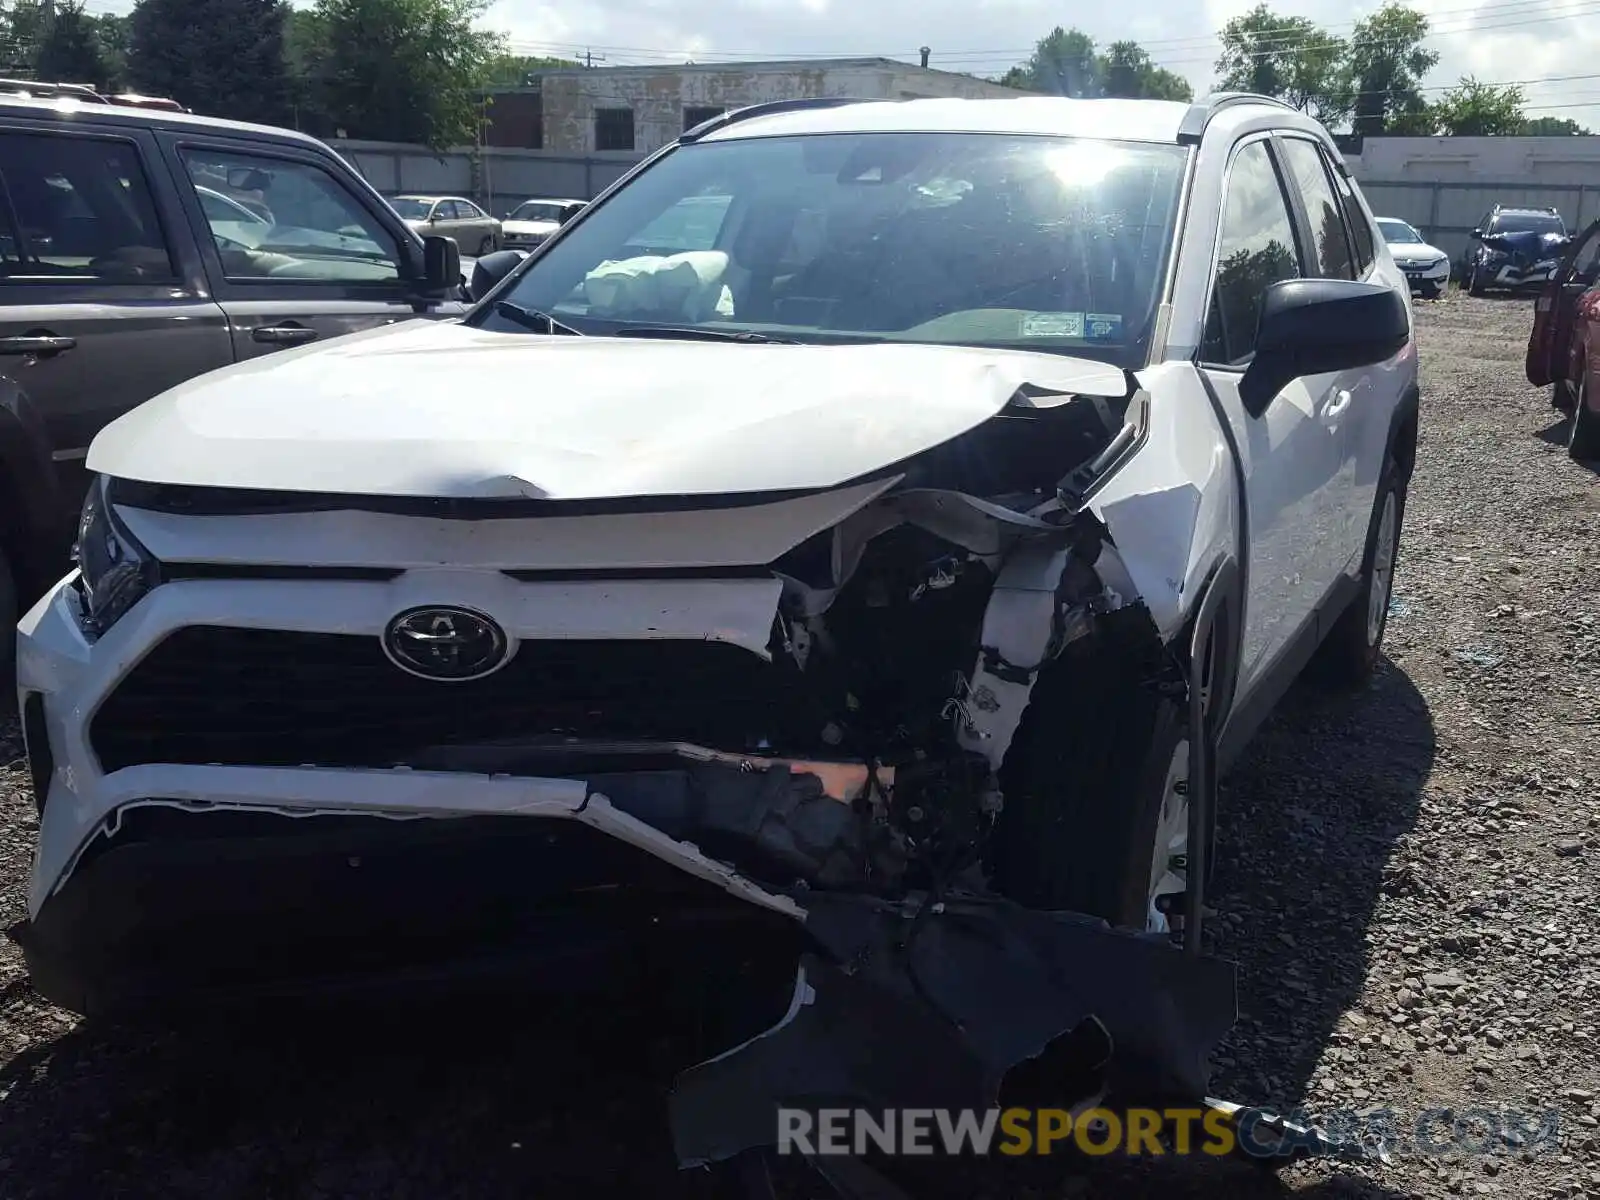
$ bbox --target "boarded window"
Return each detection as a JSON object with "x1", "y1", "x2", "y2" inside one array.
[
  {"x1": 595, "y1": 108, "x2": 635, "y2": 152},
  {"x1": 683, "y1": 106, "x2": 725, "y2": 131}
]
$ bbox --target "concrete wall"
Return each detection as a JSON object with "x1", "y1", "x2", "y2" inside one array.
[
  {"x1": 1349, "y1": 136, "x2": 1600, "y2": 268},
  {"x1": 330, "y1": 138, "x2": 643, "y2": 216},
  {"x1": 524, "y1": 59, "x2": 1025, "y2": 155}
]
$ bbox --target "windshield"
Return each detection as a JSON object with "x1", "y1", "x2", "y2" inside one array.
[
  {"x1": 1492, "y1": 212, "x2": 1564, "y2": 236},
  {"x1": 1376, "y1": 219, "x2": 1422, "y2": 244},
  {"x1": 390, "y1": 197, "x2": 432, "y2": 219},
  {"x1": 477, "y1": 132, "x2": 1190, "y2": 367}
]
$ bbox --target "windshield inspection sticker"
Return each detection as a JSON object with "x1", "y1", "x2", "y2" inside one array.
[
  {"x1": 1021, "y1": 312, "x2": 1085, "y2": 338},
  {"x1": 1085, "y1": 313, "x2": 1124, "y2": 340}
]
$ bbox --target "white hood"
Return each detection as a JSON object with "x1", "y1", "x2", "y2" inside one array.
[
  {"x1": 503, "y1": 219, "x2": 558, "y2": 238},
  {"x1": 1387, "y1": 240, "x2": 1446, "y2": 262},
  {"x1": 88, "y1": 320, "x2": 1128, "y2": 500}
]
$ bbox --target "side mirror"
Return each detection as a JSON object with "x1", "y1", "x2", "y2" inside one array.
[
  {"x1": 1240, "y1": 278, "x2": 1409, "y2": 417},
  {"x1": 1470, "y1": 228, "x2": 1484, "y2": 241},
  {"x1": 469, "y1": 249, "x2": 525, "y2": 301},
  {"x1": 420, "y1": 234, "x2": 460, "y2": 293}
]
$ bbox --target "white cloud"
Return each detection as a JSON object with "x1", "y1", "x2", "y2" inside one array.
[{"x1": 482, "y1": 0, "x2": 1600, "y2": 130}]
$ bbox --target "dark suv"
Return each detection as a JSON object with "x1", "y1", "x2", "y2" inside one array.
[
  {"x1": 1466, "y1": 204, "x2": 1570, "y2": 296},
  {"x1": 0, "y1": 96, "x2": 466, "y2": 678}
]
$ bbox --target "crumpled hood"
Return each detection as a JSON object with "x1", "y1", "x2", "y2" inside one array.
[
  {"x1": 88, "y1": 319, "x2": 1129, "y2": 500},
  {"x1": 1480, "y1": 229, "x2": 1569, "y2": 264}
]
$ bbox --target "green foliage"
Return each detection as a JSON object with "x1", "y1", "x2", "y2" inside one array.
[
  {"x1": 1344, "y1": 2, "x2": 1438, "y2": 136},
  {"x1": 1002, "y1": 26, "x2": 1100, "y2": 96},
  {"x1": 479, "y1": 51, "x2": 578, "y2": 87},
  {"x1": 1215, "y1": 3, "x2": 1347, "y2": 125},
  {"x1": 1430, "y1": 75, "x2": 1525, "y2": 136},
  {"x1": 128, "y1": 0, "x2": 291, "y2": 122},
  {"x1": 303, "y1": 0, "x2": 504, "y2": 148},
  {"x1": 1101, "y1": 41, "x2": 1192, "y2": 102},
  {"x1": 1001, "y1": 27, "x2": 1191, "y2": 101},
  {"x1": 33, "y1": 0, "x2": 105, "y2": 87},
  {"x1": 1522, "y1": 116, "x2": 1590, "y2": 136}
]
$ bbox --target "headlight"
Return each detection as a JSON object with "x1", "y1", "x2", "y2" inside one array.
[{"x1": 71, "y1": 476, "x2": 156, "y2": 636}]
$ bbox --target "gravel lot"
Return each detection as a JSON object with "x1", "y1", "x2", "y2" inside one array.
[{"x1": 0, "y1": 292, "x2": 1595, "y2": 1200}]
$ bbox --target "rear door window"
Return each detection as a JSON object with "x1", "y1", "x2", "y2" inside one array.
[{"x1": 0, "y1": 131, "x2": 176, "y2": 282}]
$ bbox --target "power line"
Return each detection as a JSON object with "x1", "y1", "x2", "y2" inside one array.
[{"x1": 498, "y1": 0, "x2": 1600, "y2": 78}]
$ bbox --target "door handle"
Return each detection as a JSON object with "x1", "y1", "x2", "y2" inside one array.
[
  {"x1": 1323, "y1": 388, "x2": 1353, "y2": 418},
  {"x1": 252, "y1": 324, "x2": 319, "y2": 346},
  {"x1": 0, "y1": 334, "x2": 75, "y2": 357}
]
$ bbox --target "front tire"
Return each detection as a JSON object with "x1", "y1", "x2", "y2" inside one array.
[
  {"x1": 988, "y1": 627, "x2": 1189, "y2": 930},
  {"x1": 1569, "y1": 372, "x2": 1600, "y2": 460},
  {"x1": 1420, "y1": 282, "x2": 1441, "y2": 301},
  {"x1": 1311, "y1": 455, "x2": 1405, "y2": 688},
  {"x1": 1468, "y1": 266, "x2": 1486, "y2": 297}
]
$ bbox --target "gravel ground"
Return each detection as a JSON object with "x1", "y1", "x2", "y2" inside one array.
[{"x1": 0, "y1": 292, "x2": 1595, "y2": 1200}]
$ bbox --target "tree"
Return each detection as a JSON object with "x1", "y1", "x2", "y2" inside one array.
[
  {"x1": 1100, "y1": 40, "x2": 1193, "y2": 102},
  {"x1": 34, "y1": 0, "x2": 107, "y2": 87},
  {"x1": 307, "y1": 0, "x2": 503, "y2": 148},
  {"x1": 1001, "y1": 26, "x2": 1102, "y2": 97},
  {"x1": 89, "y1": 12, "x2": 131, "y2": 90},
  {"x1": 1343, "y1": 3, "x2": 1438, "y2": 137},
  {"x1": 1523, "y1": 116, "x2": 1591, "y2": 136},
  {"x1": 1214, "y1": 4, "x2": 1348, "y2": 126},
  {"x1": 128, "y1": 0, "x2": 291, "y2": 122},
  {"x1": 1430, "y1": 76, "x2": 1525, "y2": 136},
  {"x1": 479, "y1": 52, "x2": 579, "y2": 87},
  {"x1": 0, "y1": 0, "x2": 49, "y2": 74},
  {"x1": 999, "y1": 28, "x2": 1191, "y2": 101}
]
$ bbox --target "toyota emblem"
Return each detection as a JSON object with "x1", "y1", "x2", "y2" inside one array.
[{"x1": 382, "y1": 605, "x2": 510, "y2": 681}]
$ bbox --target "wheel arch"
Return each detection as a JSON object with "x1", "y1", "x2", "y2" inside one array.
[{"x1": 1388, "y1": 382, "x2": 1421, "y2": 483}]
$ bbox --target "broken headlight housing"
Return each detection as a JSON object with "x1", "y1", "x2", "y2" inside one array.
[{"x1": 72, "y1": 476, "x2": 157, "y2": 637}]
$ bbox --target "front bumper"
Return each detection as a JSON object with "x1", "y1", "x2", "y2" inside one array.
[
  {"x1": 1397, "y1": 258, "x2": 1450, "y2": 289},
  {"x1": 17, "y1": 570, "x2": 1238, "y2": 1167},
  {"x1": 1480, "y1": 258, "x2": 1560, "y2": 290}
]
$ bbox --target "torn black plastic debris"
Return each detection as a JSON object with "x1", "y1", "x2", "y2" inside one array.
[{"x1": 667, "y1": 891, "x2": 1237, "y2": 1169}]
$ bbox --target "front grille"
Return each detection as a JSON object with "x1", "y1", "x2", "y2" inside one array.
[{"x1": 91, "y1": 626, "x2": 822, "y2": 772}]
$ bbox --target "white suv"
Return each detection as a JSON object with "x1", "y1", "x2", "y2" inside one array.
[{"x1": 14, "y1": 92, "x2": 1416, "y2": 1162}]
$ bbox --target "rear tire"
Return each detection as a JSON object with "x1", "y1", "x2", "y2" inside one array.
[
  {"x1": 988, "y1": 625, "x2": 1188, "y2": 929},
  {"x1": 1310, "y1": 454, "x2": 1405, "y2": 688},
  {"x1": 1569, "y1": 373, "x2": 1600, "y2": 460},
  {"x1": 477, "y1": 236, "x2": 495, "y2": 256},
  {"x1": 1554, "y1": 378, "x2": 1577, "y2": 413}
]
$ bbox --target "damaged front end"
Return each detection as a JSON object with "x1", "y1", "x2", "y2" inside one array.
[
  {"x1": 48, "y1": 361, "x2": 1241, "y2": 1172},
  {"x1": 587, "y1": 374, "x2": 1243, "y2": 1168}
]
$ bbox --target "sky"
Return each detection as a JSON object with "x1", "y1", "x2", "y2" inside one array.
[{"x1": 479, "y1": 0, "x2": 1600, "y2": 131}]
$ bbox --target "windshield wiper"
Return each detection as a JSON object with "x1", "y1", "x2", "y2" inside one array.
[
  {"x1": 493, "y1": 301, "x2": 584, "y2": 336},
  {"x1": 613, "y1": 326, "x2": 796, "y2": 344}
]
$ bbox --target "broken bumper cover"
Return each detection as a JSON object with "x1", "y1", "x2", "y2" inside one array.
[
  {"x1": 1485, "y1": 259, "x2": 1561, "y2": 289},
  {"x1": 670, "y1": 892, "x2": 1237, "y2": 1169}
]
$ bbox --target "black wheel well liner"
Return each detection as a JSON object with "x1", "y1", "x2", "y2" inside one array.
[{"x1": 1389, "y1": 384, "x2": 1421, "y2": 483}]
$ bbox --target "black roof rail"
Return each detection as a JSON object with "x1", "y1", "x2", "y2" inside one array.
[
  {"x1": 1176, "y1": 91, "x2": 1301, "y2": 144},
  {"x1": 678, "y1": 96, "x2": 879, "y2": 143}
]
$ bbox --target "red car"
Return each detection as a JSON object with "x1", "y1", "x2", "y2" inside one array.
[{"x1": 1527, "y1": 218, "x2": 1600, "y2": 460}]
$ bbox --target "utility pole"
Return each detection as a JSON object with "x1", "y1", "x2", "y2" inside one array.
[{"x1": 582, "y1": 49, "x2": 607, "y2": 69}]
